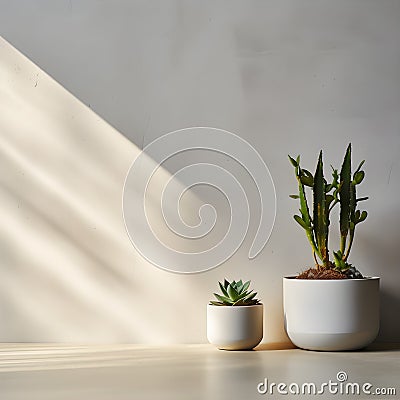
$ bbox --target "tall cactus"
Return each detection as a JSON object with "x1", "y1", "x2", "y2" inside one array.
[
  {"x1": 339, "y1": 144, "x2": 352, "y2": 256},
  {"x1": 289, "y1": 153, "x2": 333, "y2": 267},
  {"x1": 289, "y1": 144, "x2": 368, "y2": 271},
  {"x1": 313, "y1": 151, "x2": 329, "y2": 266},
  {"x1": 333, "y1": 144, "x2": 368, "y2": 270}
]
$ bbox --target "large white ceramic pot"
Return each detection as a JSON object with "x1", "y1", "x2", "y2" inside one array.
[
  {"x1": 283, "y1": 276, "x2": 380, "y2": 351},
  {"x1": 207, "y1": 304, "x2": 263, "y2": 350}
]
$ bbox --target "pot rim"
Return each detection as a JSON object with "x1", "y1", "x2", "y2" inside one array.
[
  {"x1": 283, "y1": 275, "x2": 380, "y2": 281},
  {"x1": 207, "y1": 303, "x2": 263, "y2": 308}
]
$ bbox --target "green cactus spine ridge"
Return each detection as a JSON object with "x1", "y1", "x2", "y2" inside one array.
[
  {"x1": 339, "y1": 143, "x2": 352, "y2": 256},
  {"x1": 313, "y1": 151, "x2": 329, "y2": 267}
]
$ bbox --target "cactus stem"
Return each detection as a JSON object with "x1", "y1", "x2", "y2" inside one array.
[
  {"x1": 306, "y1": 229, "x2": 323, "y2": 262},
  {"x1": 313, "y1": 251, "x2": 319, "y2": 266},
  {"x1": 344, "y1": 228, "x2": 355, "y2": 261},
  {"x1": 329, "y1": 199, "x2": 339, "y2": 213},
  {"x1": 340, "y1": 235, "x2": 347, "y2": 255}
]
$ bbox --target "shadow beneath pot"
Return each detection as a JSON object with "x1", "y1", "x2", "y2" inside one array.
[
  {"x1": 254, "y1": 342, "x2": 296, "y2": 351},
  {"x1": 361, "y1": 342, "x2": 400, "y2": 352},
  {"x1": 378, "y1": 289, "x2": 400, "y2": 344}
]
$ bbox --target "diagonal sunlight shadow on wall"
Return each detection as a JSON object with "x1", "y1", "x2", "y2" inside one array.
[{"x1": 0, "y1": 36, "x2": 209, "y2": 342}]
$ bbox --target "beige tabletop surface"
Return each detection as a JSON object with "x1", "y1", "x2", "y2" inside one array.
[{"x1": 0, "y1": 343, "x2": 398, "y2": 400}]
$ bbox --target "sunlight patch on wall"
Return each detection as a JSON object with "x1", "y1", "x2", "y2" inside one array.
[{"x1": 0, "y1": 37, "x2": 207, "y2": 342}]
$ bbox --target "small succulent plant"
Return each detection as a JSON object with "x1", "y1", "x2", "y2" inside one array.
[
  {"x1": 289, "y1": 144, "x2": 368, "y2": 278},
  {"x1": 210, "y1": 279, "x2": 261, "y2": 306}
]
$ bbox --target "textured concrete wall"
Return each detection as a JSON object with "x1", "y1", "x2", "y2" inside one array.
[{"x1": 0, "y1": 1, "x2": 399, "y2": 342}]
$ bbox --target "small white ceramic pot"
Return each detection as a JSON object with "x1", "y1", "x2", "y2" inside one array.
[
  {"x1": 283, "y1": 276, "x2": 380, "y2": 351},
  {"x1": 207, "y1": 304, "x2": 263, "y2": 350}
]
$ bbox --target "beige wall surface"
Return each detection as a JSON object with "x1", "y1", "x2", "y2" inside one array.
[{"x1": 0, "y1": 1, "x2": 399, "y2": 343}]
